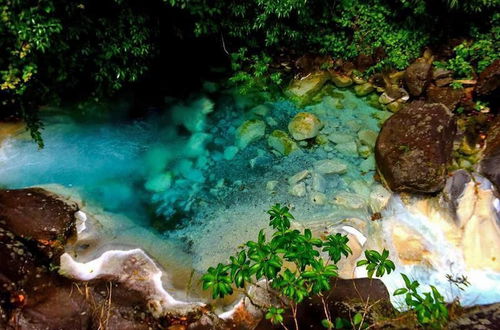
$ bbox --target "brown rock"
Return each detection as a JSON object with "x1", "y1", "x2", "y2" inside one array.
[
  {"x1": 476, "y1": 59, "x2": 500, "y2": 96},
  {"x1": 435, "y1": 77, "x2": 454, "y2": 87},
  {"x1": 479, "y1": 117, "x2": 500, "y2": 193},
  {"x1": 375, "y1": 101, "x2": 457, "y2": 193},
  {"x1": 426, "y1": 85, "x2": 463, "y2": 111},
  {"x1": 404, "y1": 61, "x2": 432, "y2": 96},
  {"x1": 355, "y1": 54, "x2": 374, "y2": 72}
]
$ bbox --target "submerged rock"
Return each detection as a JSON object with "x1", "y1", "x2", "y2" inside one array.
[
  {"x1": 235, "y1": 119, "x2": 266, "y2": 149},
  {"x1": 375, "y1": 101, "x2": 456, "y2": 193},
  {"x1": 288, "y1": 112, "x2": 323, "y2": 140},
  {"x1": 313, "y1": 159, "x2": 348, "y2": 174},
  {"x1": 268, "y1": 130, "x2": 300, "y2": 156}
]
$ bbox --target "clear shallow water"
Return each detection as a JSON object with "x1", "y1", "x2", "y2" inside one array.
[{"x1": 1, "y1": 88, "x2": 499, "y2": 307}]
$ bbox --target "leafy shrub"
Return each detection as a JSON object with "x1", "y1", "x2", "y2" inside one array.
[
  {"x1": 394, "y1": 274, "x2": 449, "y2": 328},
  {"x1": 201, "y1": 204, "x2": 447, "y2": 329}
]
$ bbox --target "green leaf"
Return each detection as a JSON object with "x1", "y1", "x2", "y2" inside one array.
[
  {"x1": 393, "y1": 288, "x2": 408, "y2": 296},
  {"x1": 353, "y1": 313, "x2": 363, "y2": 325}
]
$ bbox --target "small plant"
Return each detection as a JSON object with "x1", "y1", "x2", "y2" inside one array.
[
  {"x1": 356, "y1": 249, "x2": 396, "y2": 278},
  {"x1": 394, "y1": 274, "x2": 448, "y2": 328}
]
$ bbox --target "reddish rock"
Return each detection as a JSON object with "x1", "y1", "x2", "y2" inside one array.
[
  {"x1": 375, "y1": 101, "x2": 457, "y2": 193},
  {"x1": 426, "y1": 85, "x2": 464, "y2": 111},
  {"x1": 479, "y1": 117, "x2": 500, "y2": 193},
  {"x1": 404, "y1": 61, "x2": 432, "y2": 96},
  {"x1": 476, "y1": 59, "x2": 500, "y2": 96}
]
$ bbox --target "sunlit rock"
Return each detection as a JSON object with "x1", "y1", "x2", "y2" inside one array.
[
  {"x1": 266, "y1": 180, "x2": 278, "y2": 193},
  {"x1": 330, "y1": 71, "x2": 353, "y2": 87},
  {"x1": 332, "y1": 192, "x2": 366, "y2": 209},
  {"x1": 354, "y1": 82, "x2": 375, "y2": 96},
  {"x1": 368, "y1": 184, "x2": 391, "y2": 212},
  {"x1": 360, "y1": 155, "x2": 376, "y2": 172},
  {"x1": 312, "y1": 172, "x2": 326, "y2": 192},
  {"x1": 235, "y1": 119, "x2": 266, "y2": 149},
  {"x1": 267, "y1": 130, "x2": 300, "y2": 156},
  {"x1": 314, "y1": 159, "x2": 348, "y2": 174},
  {"x1": 288, "y1": 112, "x2": 323, "y2": 140},
  {"x1": 335, "y1": 140, "x2": 358, "y2": 156},
  {"x1": 286, "y1": 72, "x2": 330, "y2": 105}
]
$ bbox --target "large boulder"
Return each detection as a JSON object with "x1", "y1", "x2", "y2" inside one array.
[
  {"x1": 375, "y1": 101, "x2": 457, "y2": 193},
  {"x1": 404, "y1": 61, "x2": 432, "y2": 96},
  {"x1": 478, "y1": 117, "x2": 500, "y2": 193}
]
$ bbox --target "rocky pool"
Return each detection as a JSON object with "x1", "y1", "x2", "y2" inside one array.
[{"x1": 0, "y1": 86, "x2": 499, "y2": 311}]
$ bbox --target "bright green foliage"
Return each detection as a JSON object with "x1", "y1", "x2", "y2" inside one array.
[
  {"x1": 433, "y1": 13, "x2": 499, "y2": 78},
  {"x1": 322, "y1": 233, "x2": 352, "y2": 264},
  {"x1": 201, "y1": 263, "x2": 233, "y2": 299},
  {"x1": 201, "y1": 204, "x2": 353, "y2": 323},
  {"x1": 394, "y1": 274, "x2": 448, "y2": 328},
  {"x1": 266, "y1": 306, "x2": 285, "y2": 325},
  {"x1": 356, "y1": 249, "x2": 396, "y2": 278}
]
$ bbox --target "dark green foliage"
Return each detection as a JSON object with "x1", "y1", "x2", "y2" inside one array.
[
  {"x1": 394, "y1": 274, "x2": 448, "y2": 328},
  {"x1": 1, "y1": 0, "x2": 157, "y2": 142},
  {"x1": 356, "y1": 249, "x2": 396, "y2": 278}
]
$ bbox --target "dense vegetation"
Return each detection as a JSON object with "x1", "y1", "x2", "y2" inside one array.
[{"x1": 1, "y1": 0, "x2": 498, "y2": 146}]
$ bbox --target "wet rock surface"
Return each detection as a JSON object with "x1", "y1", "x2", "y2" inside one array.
[
  {"x1": 375, "y1": 101, "x2": 457, "y2": 193},
  {"x1": 479, "y1": 117, "x2": 500, "y2": 193},
  {"x1": 0, "y1": 188, "x2": 165, "y2": 330},
  {"x1": 426, "y1": 85, "x2": 463, "y2": 111},
  {"x1": 404, "y1": 61, "x2": 432, "y2": 96}
]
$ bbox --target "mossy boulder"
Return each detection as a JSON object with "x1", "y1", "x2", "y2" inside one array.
[
  {"x1": 268, "y1": 130, "x2": 300, "y2": 156},
  {"x1": 354, "y1": 82, "x2": 375, "y2": 96},
  {"x1": 288, "y1": 112, "x2": 323, "y2": 140},
  {"x1": 236, "y1": 119, "x2": 266, "y2": 148},
  {"x1": 330, "y1": 71, "x2": 353, "y2": 88},
  {"x1": 286, "y1": 72, "x2": 330, "y2": 106}
]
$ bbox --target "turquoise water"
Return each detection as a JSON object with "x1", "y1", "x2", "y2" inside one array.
[{"x1": 0, "y1": 88, "x2": 387, "y2": 265}]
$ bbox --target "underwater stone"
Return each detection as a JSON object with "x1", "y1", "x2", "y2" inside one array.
[
  {"x1": 315, "y1": 134, "x2": 329, "y2": 145},
  {"x1": 358, "y1": 129, "x2": 378, "y2": 148},
  {"x1": 267, "y1": 130, "x2": 300, "y2": 156},
  {"x1": 314, "y1": 159, "x2": 348, "y2": 174},
  {"x1": 360, "y1": 155, "x2": 376, "y2": 173},
  {"x1": 332, "y1": 192, "x2": 366, "y2": 209},
  {"x1": 335, "y1": 141, "x2": 358, "y2": 156},
  {"x1": 288, "y1": 112, "x2": 323, "y2": 141},
  {"x1": 288, "y1": 170, "x2": 309, "y2": 185},
  {"x1": 289, "y1": 182, "x2": 306, "y2": 197},
  {"x1": 328, "y1": 132, "x2": 354, "y2": 144},
  {"x1": 186, "y1": 132, "x2": 212, "y2": 157},
  {"x1": 266, "y1": 180, "x2": 279, "y2": 193},
  {"x1": 249, "y1": 104, "x2": 271, "y2": 117},
  {"x1": 235, "y1": 119, "x2": 266, "y2": 149},
  {"x1": 368, "y1": 184, "x2": 391, "y2": 212},
  {"x1": 310, "y1": 191, "x2": 327, "y2": 205},
  {"x1": 266, "y1": 116, "x2": 278, "y2": 126},
  {"x1": 354, "y1": 83, "x2": 375, "y2": 96},
  {"x1": 223, "y1": 146, "x2": 239, "y2": 160},
  {"x1": 145, "y1": 172, "x2": 173, "y2": 193},
  {"x1": 312, "y1": 172, "x2": 326, "y2": 192},
  {"x1": 358, "y1": 145, "x2": 371, "y2": 158},
  {"x1": 351, "y1": 180, "x2": 371, "y2": 197}
]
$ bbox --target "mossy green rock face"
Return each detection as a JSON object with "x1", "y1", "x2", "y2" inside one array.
[
  {"x1": 236, "y1": 119, "x2": 266, "y2": 149},
  {"x1": 354, "y1": 83, "x2": 375, "y2": 96},
  {"x1": 286, "y1": 72, "x2": 330, "y2": 106},
  {"x1": 288, "y1": 112, "x2": 323, "y2": 140},
  {"x1": 330, "y1": 71, "x2": 353, "y2": 88},
  {"x1": 268, "y1": 130, "x2": 300, "y2": 156}
]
